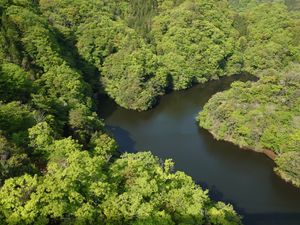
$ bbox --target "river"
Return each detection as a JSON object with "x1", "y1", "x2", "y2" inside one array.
[{"x1": 100, "y1": 74, "x2": 300, "y2": 225}]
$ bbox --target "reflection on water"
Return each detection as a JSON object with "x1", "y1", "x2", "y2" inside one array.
[{"x1": 100, "y1": 74, "x2": 300, "y2": 225}]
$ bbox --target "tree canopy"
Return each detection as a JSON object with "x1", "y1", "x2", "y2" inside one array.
[
  {"x1": 198, "y1": 0, "x2": 300, "y2": 188},
  {"x1": 0, "y1": 0, "x2": 243, "y2": 224},
  {"x1": 1, "y1": 0, "x2": 299, "y2": 224},
  {"x1": 198, "y1": 64, "x2": 300, "y2": 187}
]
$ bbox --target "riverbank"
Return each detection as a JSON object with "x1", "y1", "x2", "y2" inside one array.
[
  {"x1": 205, "y1": 129, "x2": 300, "y2": 189},
  {"x1": 208, "y1": 130, "x2": 277, "y2": 160},
  {"x1": 103, "y1": 74, "x2": 300, "y2": 225}
]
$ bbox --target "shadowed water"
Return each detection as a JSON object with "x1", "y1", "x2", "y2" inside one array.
[{"x1": 100, "y1": 74, "x2": 300, "y2": 225}]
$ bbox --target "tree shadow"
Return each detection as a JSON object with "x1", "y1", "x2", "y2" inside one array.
[
  {"x1": 97, "y1": 94, "x2": 119, "y2": 119},
  {"x1": 196, "y1": 179, "x2": 249, "y2": 213},
  {"x1": 52, "y1": 27, "x2": 109, "y2": 113},
  {"x1": 196, "y1": 180, "x2": 225, "y2": 201},
  {"x1": 105, "y1": 125, "x2": 137, "y2": 153}
]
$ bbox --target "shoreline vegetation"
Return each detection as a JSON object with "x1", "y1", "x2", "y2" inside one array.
[
  {"x1": 207, "y1": 130, "x2": 277, "y2": 161},
  {"x1": 196, "y1": 0, "x2": 300, "y2": 189},
  {"x1": 198, "y1": 66, "x2": 300, "y2": 188},
  {"x1": 0, "y1": 0, "x2": 247, "y2": 224},
  {"x1": 203, "y1": 127, "x2": 300, "y2": 189},
  {"x1": 0, "y1": 0, "x2": 299, "y2": 224}
]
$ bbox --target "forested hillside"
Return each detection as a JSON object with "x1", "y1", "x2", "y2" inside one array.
[
  {"x1": 38, "y1": 0, "x2": 244, "y2": 110},
  {"x1": 29, "y1": 0, "x2": 300, "y2": 112},
  {"x1": 198, "y1": 1, "x2": 300, "y2": 187},
  {"x1": 1, "y1": 0, "x2": 299, "y2": 224},
  {"x1": 0, "y1": 0, "x2": 243, "y2": 224}
]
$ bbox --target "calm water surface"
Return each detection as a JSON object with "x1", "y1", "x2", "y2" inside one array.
[{"x1": 100, "y1": 74, "x2": 300, "y2": 225}]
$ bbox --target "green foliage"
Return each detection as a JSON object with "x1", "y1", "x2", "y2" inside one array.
[
  {"x1": 275, "y1": 151, "x2": 300, "y2": 188},
  {"x1": 125, "y1": 0, "x2": 157, "y2": 35},
  {"x1": 286, "y1": 0, "x2": 300, "y2": 11},
  {"x1": 76, "y1": 13, "x2": 167, "y2": 110},
  {"x1": 68, "y1": 104, "x2": 104, "y2": 142},
  {"x1": 4, "y1": 4, "x2": 63, "y2": 71},
  {"x1": 240, "y1": 2, "x2": 300, "y2": 74},
  {"x1": 0, "y1": 101, "x2": 35, "y2": 145},
  {"x1": 0, "y1": 63, "x2": 31, "y2": 102},
  {"x1": 101, "y1": 42, "x2": 166, "y2": 110},
  {"x1": 198, "y1": 65, "x2": 300, "y2": 186},
  {"x1": 0, "y1": 174, "x2": 40, "y2": 224},
  {"x1": 207, "y1": 202, "x2": 241, "y2": 225},
  {"x1": 32, "y1": 65, "x2": 86, "y2": 111},
  {"x1": 0, "y1": 152, "x2": 241, "y2": 225},
  {"x1": 5, "y1": 0, "x2": 300, "y2": 223},
  {"x1": 0, "y1": 2, "x2": 243, "y2": 221},
  {"x1": 104, "y1": 152, "x2": 211, "y2": 225},
  {"x1": 75, "y1": 16, "x2": 131, "y2": 68},
  {"x1": 0, "y1": 135, "x2": 34, "y2": 185},
  {"x1": 152, "y1": 0, "x2": 238, "y2": 90},
  {"x1": 89, "y1": 132, "x2": 118, "y2": 159},
  {"x1": 39, "y1": 0, "x2": 120, "y2": 37},
  {"x1": 36, "y1": 0, "x2": 300, "y2": 112},
  {"x1": 28, "y1": 122, "x2": 55, "y2": 156}
]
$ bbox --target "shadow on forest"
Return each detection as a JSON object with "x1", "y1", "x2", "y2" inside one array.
[
  {"x1": 97, "y1": 95, "x2": 118, "y2": 119},
  {"x1": 53, "y1": 27, "x2": 108, "y2": 111}
]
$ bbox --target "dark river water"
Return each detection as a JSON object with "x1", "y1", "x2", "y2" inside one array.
[{"x1": 100, "y1": 74, "x2": 300, "y2": 225}]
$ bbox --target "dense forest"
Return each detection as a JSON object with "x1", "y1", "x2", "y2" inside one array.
[
  {"x1": 199, "y1": 65, "x2": 300, "y2": 187},
  {"x1": 0, "y1": 0, "x2": 299, "y2": 224},
  {"x1": 0, "y1": 0, "x2": 244, "y2": 224},
  {"x1": 198, "y1": 1, "x2": 300, "y2": 187}
]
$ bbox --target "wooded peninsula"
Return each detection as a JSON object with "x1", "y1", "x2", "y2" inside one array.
[{"x1": 0, "y1": 0, "x2": 299, "y2": 224}]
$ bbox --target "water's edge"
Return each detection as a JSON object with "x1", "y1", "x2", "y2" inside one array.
[
  {"x1": 102, "y1": 74, "x2": 300, "y2": 225},
  {"x1": 205, "y1": 129, "x2": 300, "y2": 189}
]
